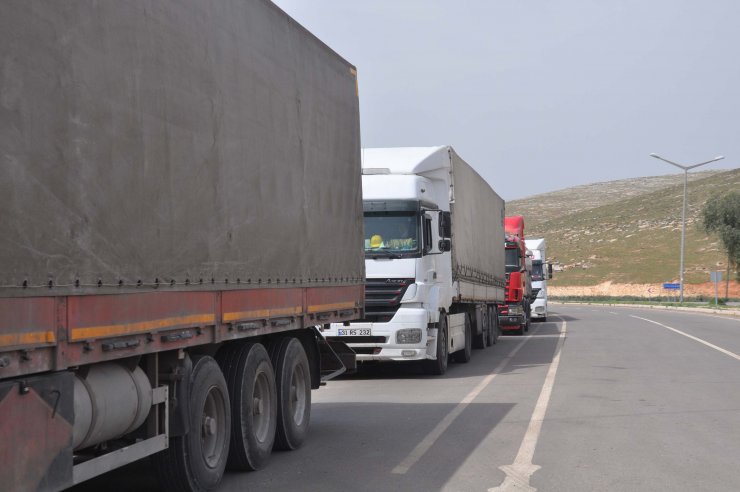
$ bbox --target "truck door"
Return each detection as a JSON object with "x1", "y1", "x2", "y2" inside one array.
[{"x1": 421, "y1": 210, "x2": 452, "y2": 314}]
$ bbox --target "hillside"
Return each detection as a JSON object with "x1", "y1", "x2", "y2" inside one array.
[{"x1": 507, "y1": 168, "x2": 740, "y2": 292}]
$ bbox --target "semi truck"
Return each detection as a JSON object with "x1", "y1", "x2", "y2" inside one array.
[
  {"x1": 325, "y1": 146, "x2": 506, "y2": 375},
  {"x1": 526, "y1": 238, "x2": 552, "y2": 321},
  {"x1": 0, "y1": 2, "x2": 364, "y2": 491},
  {"x1": 498, "y1": 216, "x2": 534, "y2": 335}
]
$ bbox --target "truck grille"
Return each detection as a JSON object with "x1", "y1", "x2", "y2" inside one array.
[
  {"x1": 532, "y1": 288, "x2": 541, "y2": 298},
  {"x1": 358, "y1": 278, "x2": 414, "y2": 323}
]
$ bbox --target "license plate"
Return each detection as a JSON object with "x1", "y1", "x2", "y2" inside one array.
[{"x1": 337, "y1": 328, "x2": 371, "y2": 336}]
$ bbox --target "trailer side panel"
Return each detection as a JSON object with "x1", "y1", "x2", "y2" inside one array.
[{"x1": 0, "y1": 0, "x2": 363, "y2": 296}]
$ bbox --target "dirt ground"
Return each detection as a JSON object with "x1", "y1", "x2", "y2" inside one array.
[{"x1": 550, "y1": 280, "x2": 740, "y2": 299}]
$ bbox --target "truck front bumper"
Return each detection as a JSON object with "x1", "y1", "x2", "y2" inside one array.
[
  {"x1": 326, "y1": 308, "x2": 433, "y2": 362},
  {"x1": 531, "y1": 300, "x2": 547, "y2": 319},
  {"x1": 498, "y1": 314, "x2": 525, "y2": 327},
  {"x1": 531, "y1": 308, "x2": 547, "y2": 319}
]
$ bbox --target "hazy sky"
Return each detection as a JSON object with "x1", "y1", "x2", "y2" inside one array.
[{"x1": 271, "y1": 1, "x2": 738, "y2": 200}]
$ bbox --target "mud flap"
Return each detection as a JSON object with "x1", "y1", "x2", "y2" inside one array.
[
  {"x1": 0, "y1": 372, "x2": 74, "y2": 492},
  {"x1": 160, "y1": 353, "x2": 192, "y2": 437},
  {"x1": 314, "y1": 329, "x2": 356, "y2": 381}
]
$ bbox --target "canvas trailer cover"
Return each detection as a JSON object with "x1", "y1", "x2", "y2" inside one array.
[
  {"x1": 0, "y1": 0, "x2": 364, "y2": 376},
  {"x1": 446, "y1": 147, "x2": 506, "y2": 302}
]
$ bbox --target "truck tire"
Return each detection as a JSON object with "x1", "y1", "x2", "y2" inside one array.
[
  {"x1": 155, "y1": 355, "x2": 230, "y2": 492},
  {"x1": 217, "y1": 342, "x2": 277, "y2": 471},
  {"x1": 473, "y1": 309, "x2": 487, "y2": 350},
  {"x1": 272, "y1": 337, "x2": 311, "y2": 451},
  {"x1": 514, "y1": 319, "x2": 525, "y2": 335},
  {"x1": 453, "y1": 314, "x2": 472, "y2": 363},
  {"x1": 488, "y1": 306, "x2": 499, "y2": 346},
  {"x1": 425, "y1": 314, "x2": 449, "y2": 375}
]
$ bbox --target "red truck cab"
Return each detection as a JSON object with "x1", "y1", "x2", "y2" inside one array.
[{"x1": 498, "y1": 216, "x2": 533, "y2": 335}]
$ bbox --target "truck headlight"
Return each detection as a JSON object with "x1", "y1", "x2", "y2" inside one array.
[
  {"x1": 537, "y1": 289, "x2": 545, "y2": 298},
  {"x1": 508, "y1": 305, "x2": 523, "y2": 315},
  {"x1": 397, "y1": 328, "x2": 422, "y2": 344}
]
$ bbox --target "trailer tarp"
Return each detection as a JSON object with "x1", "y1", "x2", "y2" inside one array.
[
  {"x1": 449, "y1": 149, "x2": 506, "y2": 289},
  {"x1": 0, "y1": 0, "x2": 364, "y2": 296}
]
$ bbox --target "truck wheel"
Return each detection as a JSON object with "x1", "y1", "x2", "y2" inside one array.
[
  {"x1": 488, "y1": 307, "x2": 498, "y2": 346},
  {"x1": 155, "y1": 355, "x2": 230, "y2": 492},
  {"x1": 272, "y1": 337, "x2": 311, "y2": 450},
  {"x1": 217, "y1": 343, "x2": 277, "y2": 471},
  {"x1": 473, "y1": 332, "x2": 485, "y2": 349},
  {"x1": 473, "y1": 309, "x2": 487, "y2": 350},
  {"x1": 515, "y1": 316, "x2": 527, "y2": 335},
  {"x1": 453, "y1": 314, "x2": 472, "y2": 363},
  {"x1": 425, "y1": 314, "x2": 448, "y2": 375}
]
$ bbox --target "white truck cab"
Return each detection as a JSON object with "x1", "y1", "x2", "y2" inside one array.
[{"x1": 527, "y1": 238, "x2": 552, "y2": 321}]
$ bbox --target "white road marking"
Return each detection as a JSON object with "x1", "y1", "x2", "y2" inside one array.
[
  {"x1": 489, "y1": 318, "x2": 568, "y2": 492},
  {"x1": 630, "y1": 315, "x2": 740, "y2": 361},
  {"x1": 391, "y1": 333, "x2": 533, "y2": 475}
]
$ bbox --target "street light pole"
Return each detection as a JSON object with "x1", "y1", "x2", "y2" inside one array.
[{"x1": 649, "y1": 153, "x2": 725, "y2": 302}]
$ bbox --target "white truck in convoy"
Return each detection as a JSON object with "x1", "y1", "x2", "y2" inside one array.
[
  {"x1": 526, "y1": 238, "x2": 552, "y2": 321},
  {"x1": 326, "y1": 146, "x2": 506, "y2": 375}
]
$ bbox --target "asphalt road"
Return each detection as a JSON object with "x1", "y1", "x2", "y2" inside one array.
[{"x1": 72, "y1": 305, "x2": 740, "y2": 491}]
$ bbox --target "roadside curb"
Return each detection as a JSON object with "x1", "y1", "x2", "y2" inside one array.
[{"x1": 550, "y1": 301, "x2": 740, "y2": 319}]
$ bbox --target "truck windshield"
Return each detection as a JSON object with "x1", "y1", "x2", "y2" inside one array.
[
  {"x1": 531, "y1": 260, "x2": 544, "y2": 281},
  {"x1": 505, "y1": 247, "x2": 520, "y2": 273},
  {"x1": 364, "y1": 212, "x2": 420, "y2": 258}
]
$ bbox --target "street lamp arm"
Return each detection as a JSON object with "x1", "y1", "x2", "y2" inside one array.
[
  {"x1": 650, "y1": 153, "x2": 725, "y2": 170},
  {"x1": 685, "y1": 156, "x2": 724, "y2": 169},
  {"x1": 649, "y1": 153, "x2": 686, "y2": 170}
]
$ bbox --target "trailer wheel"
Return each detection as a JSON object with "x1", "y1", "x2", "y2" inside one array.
[
  {"x1": 155, "y1": 355, "x2": 230, "y2": 492},
  {"x1": 453, "y1": 313, "x2": 472, "y2": 363},
  {"x1": 217, "y1": 343, "x2": 277, "y2": 471},
  {"x1": 272, "y1": 337, "x2": 311, "y2": 450},
  {"x1": 425, "y1": 314, "x2": 449, "y2": 375},
  {"x1": 473, "y1": 309, "x2": 487, "y2": 350},
  {"x1": 488, "y1": 307, "x2": 498, "y2": 346}
]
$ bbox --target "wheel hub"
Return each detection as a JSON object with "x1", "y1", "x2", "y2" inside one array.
[
  {"x1": 254, "y1": 397, "x2": 263, "y2": 415},
  {"x1": 203, "y1": 415, "x2": 217, "y2": 436}
]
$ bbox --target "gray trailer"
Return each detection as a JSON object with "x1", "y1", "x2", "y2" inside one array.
[
  {"x1": 448, "y1": 148, "x2": 507, "y2": 305},
  {"x1": 0, "y1": 1, "x2": 363, "y2": 490}
]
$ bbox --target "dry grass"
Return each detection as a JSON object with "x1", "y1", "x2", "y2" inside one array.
[{"x1": 507, "y1": 168, "x2": 740, "y2": 286}]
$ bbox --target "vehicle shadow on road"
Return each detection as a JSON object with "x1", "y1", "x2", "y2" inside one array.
[
  {"x1": 221, "y1": 400, "x2": 518, "y2": 492},
  {"x1": 70, "y1": 401, "x2": 519, "y2": 492},
  {"x1": 342, "y1": 319, "x2": 566, "y2": 382},
  {"x1": 544, "y1": 311, "x2": 579, "y2": 322}
]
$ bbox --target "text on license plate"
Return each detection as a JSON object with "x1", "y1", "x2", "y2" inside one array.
[{"x1": 337, "y1": 328, "x2": 371, "y2": 336}]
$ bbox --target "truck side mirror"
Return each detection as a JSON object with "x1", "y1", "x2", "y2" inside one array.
[
  {"x1": 547, "y1": 263, "x2": 553, "y2": 279},
  {"x1": 438, "y1": 239, "x2": 451, "y2": 252},
  {"x1": 438, "y1": 211, "x2": 452, "y2": 238}
]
